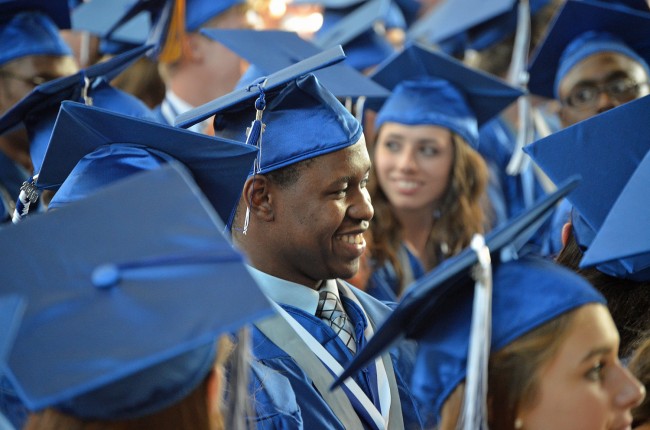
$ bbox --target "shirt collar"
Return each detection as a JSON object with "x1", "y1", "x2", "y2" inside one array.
[
  {"x1": 246, "y1": 265, "x2": 322, "y2": 315},
  {"x1": 162, "y1": 90, "x2": 208, "y2": 134}
]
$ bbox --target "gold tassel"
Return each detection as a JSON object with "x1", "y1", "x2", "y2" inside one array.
[{"x1": 159, "y1": 0, "x2": 186, "y2": 64}]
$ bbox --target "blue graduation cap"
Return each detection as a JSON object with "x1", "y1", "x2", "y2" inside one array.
[
  {"x1": 524, "y1": 94, "x2": 650, "y2": 281},
  {"x1": 176, "y1": 46, "x2": 362, "y2": 177},
  {"x1": 0, "y1": 163, "x2": 273, "y2": 419},
  {"x1": 331, "y1": 176, "x2": 598, "y2": 427},
  {"x1": 370, "y1": 43, "x2": 523, "y2": 148},
  {"x1": 38, "y1": 101, "x2": 256, "y2": 227},
  {"x1": 200, "y1": 28, "x2": 390, "y2": 99},
  {"x1": 71, "y1": 0, "x2": 151, "y2": 54},
  {"x1": 0, "y1": 45, "x2": 154, "y2": 175},
  {"x1": 185, "y1": 0, "x2": 246, "y2": 31},
  {"x1": 407, "y1": 0, "x2": 513, "y2": 47},
  {"x1": 528, "y1": 0, "x2": 650, "y2": 98},
  {"x1": 0, "y1": 0, "x2": 73, "y2": 67},
  {"x1": 581, "y1": 151, "x2": 650, "y2": 277},
  {"x1": 313, "y1": 0, "x2": 396, "y2": 71}
]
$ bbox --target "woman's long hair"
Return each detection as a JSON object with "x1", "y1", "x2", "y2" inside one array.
[{"x1": 369, "y1": 131, "x2": 489, "y2": 293}]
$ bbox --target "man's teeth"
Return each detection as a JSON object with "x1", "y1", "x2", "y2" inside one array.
[{"x1": 338, "y1": 233, "x2": 364, "y2": 244}]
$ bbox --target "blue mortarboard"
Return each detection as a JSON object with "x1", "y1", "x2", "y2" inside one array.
[
  {"x1": 314, "y1": 0, "x2": 395, "y2": 71},
  {"x1": 72, "y1": 0, "x2": 148, "y2": 44},
  {"x1": 176, "y1": 46, "x2": 363, "y2": 176},
  {"x1": 332, "y1": 177, "x2": 600, "y2": 426},
  {"x1": 524, "y1": 94, "x2": 650, "y2": 281},
  {"x1": 0, "y1": 163, "x2": 273, "y2": 419},
  {"x1": 371, "y1": 43, "x2": 523, "y2": 148},
  {"x1": 0, "y1": 45, "x2": 154, "y2": 174},
  {"x1": 201, "y1": 28, "x2": 390, "y2": 99},
  {"x1": 185, "y1": 0, "x2": 245, "y2": 31},
  {"x1": 0, "y1": 3, "x2": 73, "y2": 67},
  {"x1": 71, "y1": 0, "x2": 150, "y2": 54},
  {"x1": 407, "y1": 0, "x2": 512, "y2": 47},
  {"x1": 528, "y1": 0, "x2": 650, "y2": 99},
  {"x1": 38, "y1": 101, "x2": 256, "y2": 227}
]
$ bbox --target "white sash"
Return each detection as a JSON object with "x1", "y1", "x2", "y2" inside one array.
[{"x1": 268, "y1": 281, "x2": 392, "y2": 430}]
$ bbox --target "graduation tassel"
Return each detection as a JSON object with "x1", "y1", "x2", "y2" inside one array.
[
  {"x1": 506, "y1": 0, "x2": 533, "y2": 176},
  {"x1": 158, "y1": 0, "x2": 187, "y2": 64},
  {"x1": 81, "y1": 75, "x2": 93, "y2": 106},
  {"x1": 242, "y1": 84, "x2": 267, "y2": 235},
  {"x1": 12, "y1": 175, "x2": 39, "y2": 224},
  {"x1": 458, "y1": 234, "x2": 493, "y2": 430}
]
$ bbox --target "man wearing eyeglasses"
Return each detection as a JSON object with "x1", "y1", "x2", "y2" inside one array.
[
  {"x1": 0, "y1": 3, "x2": 77, "y2": 224},
  {"x1": 555, "y1": 36, "x2": 650, "y2": 128},
  {"x1": 526, "y1": 0, "x2": 650, "y2": 256},
  {"x1": 528, "y1": 1, "x2": 650, "y2": 130}
]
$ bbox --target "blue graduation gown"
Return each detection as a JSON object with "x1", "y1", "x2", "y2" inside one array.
[
  {"x1": 478, "y1": 116, "x2": 550, "y2": 253},
  {"x1": 251, "y1": 284, "x2": 422, "y2": 430},
  {"x1": 366, "y1": 246, "x2": 426, "y2": 303}
]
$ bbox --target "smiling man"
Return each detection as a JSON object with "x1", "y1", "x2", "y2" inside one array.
[{"x1": 177, "y1": 59, "x2": 423, "y2": 429}]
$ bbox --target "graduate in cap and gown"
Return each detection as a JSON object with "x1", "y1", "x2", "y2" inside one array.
[
  {"x1": 177, "y1": 47, "x2": 424, "y2": 430},
  {"x1": 334, "y1": 178, "x2": 646, "y2": 429},
  {"x1": 527, "y1": 0, "x2": 650, "y2": 255},
  {"x1": 362, "y1": 43, "x2": 522, "y2": 301}
]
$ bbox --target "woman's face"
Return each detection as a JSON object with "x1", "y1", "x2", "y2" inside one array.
[
  {"x1": 374, "y1": 122, "x2": 454, "y2": 214},
  {"x1": 519, "y1": 304, "x2": 645, "y2": 430}
]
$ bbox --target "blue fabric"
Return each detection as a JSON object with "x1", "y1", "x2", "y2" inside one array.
[
  {"x1": 366, "y1": 245, "x2": 426, "y2": 302},
  {"x1": 251, "y1": 286, "x2": 422, "y2": 429},
  {"x1": 0, "y1": 12, "x2": 72, "y2": 66},
  {"x1": 28, "y1": 79, "x2": 156, "y2": 174},
  {"x1": 248, "y1": 361, "x2": 303, "y2": 429},
  {"x1": 411, "y1": 256, "x2": 605, "y2": 427},
  {"x1": 0, "y1": 375, "x2": 26, "y2": 430},
  {"x1": 478, "y1": 116, "x2": 551, "y2": 253}
]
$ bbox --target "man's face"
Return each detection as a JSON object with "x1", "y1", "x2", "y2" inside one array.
[
  {"x1": 0, "y1": 54, "x2": 78, "y2": 115},
  {"x1": 265, "y1": 139, "x2": 374, "y2": 288},
  {"x1": 558, "y1": 52, "x2": 650, "y2": 127}
]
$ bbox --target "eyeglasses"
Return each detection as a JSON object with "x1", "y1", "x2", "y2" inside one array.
[
  {"x1": 0, "y1": 70, "x2": 50, "y2": 87},
  {"x1": 562, "y1": 77, "x2": 650, "y2": 110}
]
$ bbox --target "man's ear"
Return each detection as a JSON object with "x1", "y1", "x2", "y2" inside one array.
[
  {"x1": 242, "y1": 175, "x2": 274, "y2": 222},
  {"x1": 561, "y1": 221, "x2": 573, "y2": 247}
]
